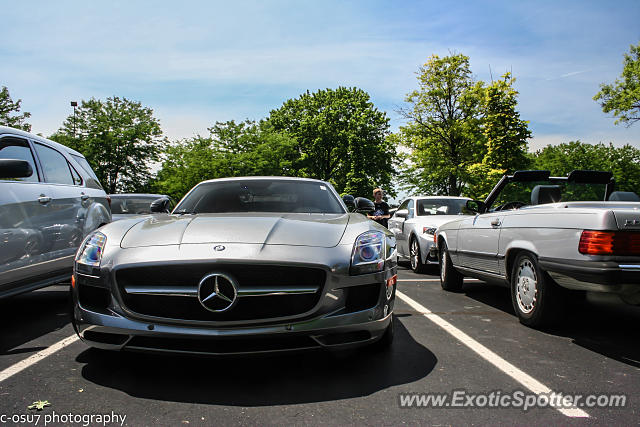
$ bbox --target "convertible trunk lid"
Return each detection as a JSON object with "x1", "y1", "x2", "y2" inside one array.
[
  {"x1": 554, "y1": 202, "x2": 640, "y2": 230},
  {"x1": 120, "y1": 213, "x2": 350, "y2": 248}
]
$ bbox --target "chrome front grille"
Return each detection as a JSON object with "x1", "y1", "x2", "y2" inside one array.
[{"x1": 114, "y1": 264, "x2": 326, "y2": 322}]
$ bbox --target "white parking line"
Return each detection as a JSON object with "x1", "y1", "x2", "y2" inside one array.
[
  {"x1": 395, "y1": 290, "x2": 589, "y2": 418},
  {"x1": 0, "y1": 334, "x2": 79, "y2": 383}
]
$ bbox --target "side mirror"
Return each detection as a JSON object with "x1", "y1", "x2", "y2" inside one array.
[
  {"x1": 354, "y1": 197, "x2": 375, "y2": 214},
  {"x1": 150, "y1": 197, "x2": 171, "y2": 213},
  {"x1": 342, "y1": 194, "x2": 356, "y2": 211},
  {"x1": 465, "y1": 200, "x2": 486, "y2": 214},
  {"x1": 395, "y1": 209, "x2": 409, "y2": 219},
  {"x1": 0, "y1": 159, "x2": 33, "y2": 179}
]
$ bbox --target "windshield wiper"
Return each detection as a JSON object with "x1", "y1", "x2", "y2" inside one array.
[{"x1": 173, "y1": 209, "x2": 196, "y2": 215}]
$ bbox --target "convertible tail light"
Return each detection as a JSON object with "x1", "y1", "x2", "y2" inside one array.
[{"x1": 579, "y1": 230, "x2": 640, "y2": 255}]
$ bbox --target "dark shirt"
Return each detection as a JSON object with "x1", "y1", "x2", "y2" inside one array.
[{"x1": 372, "y1": 201, "x2": 390, "y2": 228}]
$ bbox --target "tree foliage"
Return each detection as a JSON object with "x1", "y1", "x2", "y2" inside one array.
[
  {"x1": 465, "y1": 73, "x2": 532, "y2": 199},
  {"x1": 594, "y1": 42, "x2": 640, "y2": 127},
  {"x1": 153, "y1": 120, "x2": 301, "y2": 201},
  {"x1": 480, "y1": 73, "x2": 531, "y2": 171},
  {"x1": 51, "y1": 97, "x2": 164, "y2": 193},
  {"x1": 268, "y1": 87, "x2": 395, "y2": 197},
  {"x1": 397, "y1": 54, "x2": 483, "y2": 196},
  {"x1": 531, "y1": 141, "x2": 640, "y2": 193},
  {"x1": 0, "y1": 86, "x2": 32, "y2": 131},
  {"x1": 396, "y1": 55, "x2": 531, "y2": 199}
]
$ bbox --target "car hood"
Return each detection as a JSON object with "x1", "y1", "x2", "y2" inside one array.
[{"x1": 120, "y1": 213, "x2": 350, "y2": 248}]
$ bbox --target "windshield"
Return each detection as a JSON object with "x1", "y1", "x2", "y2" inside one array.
[
  {"x1": 416, "y1": 198, "x2": 470, "y2": 216},
  {"x1": 174, "y1": 179, "x2": 345, "y2": 214},
  {"x1": 110, "y1": 196, "x2": 161, "y2": 215},
  {"x1": 492, "y1": 180, "x2": 608, "y2": 210}
]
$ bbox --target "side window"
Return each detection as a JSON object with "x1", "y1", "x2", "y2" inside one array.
[
  {"x1": 71, "y1": 154, "x2": 103, "y2": 190},
  {"x1": 69, "y1": 164, "x2": 82, "y2": 185},
  {"x1": 0, "y1": 137, "x2": 39, "y2": 182},
  {"x1": 407, "y1": 199, "x2": 415, "y2": 218},
  {"x1": 33, "y1": 143, "x2": 74, "y2": 185}
]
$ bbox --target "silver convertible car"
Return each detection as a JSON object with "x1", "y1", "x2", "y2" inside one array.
[
  {"x1": 388, "y1": 196, "x2": 471, "y2": 273},
  {"x1": 435, "y1": 170, "x2": 640, "y2": 328},
  {"x1": 72, "y1": 177, "x2": 398, "y2": 355}
]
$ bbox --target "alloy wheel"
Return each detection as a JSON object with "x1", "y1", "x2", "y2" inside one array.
[{"x1": 516, "y1": 258, "x2": 538, "y2": 314}]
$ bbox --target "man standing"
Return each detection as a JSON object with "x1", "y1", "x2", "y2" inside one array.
[{"x1": 368, "y1": 188, "x2": 390, "y2": 228}]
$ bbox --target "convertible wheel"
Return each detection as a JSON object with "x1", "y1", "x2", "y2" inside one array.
[
  {"x1": 409, "y1": 237, "x2": 427, "y2": 274},
  {"x1": 439, "y1": 242, "x2": 463, "y2": 292},
  {"x1": 510, "y1": 252, "x2": 564, "y2": 328}
]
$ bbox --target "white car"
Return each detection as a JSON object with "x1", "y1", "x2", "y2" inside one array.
[
  {"x1": 388, "y1": 196, "x2": 471, "y2": 273},
  {"x1": 435, "y1": 170, "x2": 640, "y2": 328}
]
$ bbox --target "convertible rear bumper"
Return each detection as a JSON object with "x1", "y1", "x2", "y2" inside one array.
[{"x1": 540, "y1": 257, "x2": 640, "y2": 293}]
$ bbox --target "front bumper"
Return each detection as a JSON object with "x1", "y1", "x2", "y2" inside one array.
[
  {"x1": 418, "y1": 234, "x2": 438, "y2": 265},
  {"x1": 73, "y1": 305, "x2": 393, "y2": 355},
  {"x1": 72, "y1": 243, "x2": 397, "y2": 355}
]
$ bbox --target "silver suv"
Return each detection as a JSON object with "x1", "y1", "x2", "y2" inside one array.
[{"x1": 0, "y1": 126, "x2": 111, "y2": 298}]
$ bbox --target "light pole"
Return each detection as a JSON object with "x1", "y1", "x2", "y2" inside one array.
[{"x1": 70, "y1": 101, "x2": 78, "y2": 138}]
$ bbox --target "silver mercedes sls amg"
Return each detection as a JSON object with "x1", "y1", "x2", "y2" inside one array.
[{"x1": 71, "y1": 177, "x2": 398, "y2": 355}]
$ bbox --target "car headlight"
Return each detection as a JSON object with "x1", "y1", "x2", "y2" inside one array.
[
  {"x1": 75, "y1": 232, "x2": 107, "y2": 268},
  {"x1": 350, "y1": 230, "x2": 385, "y2": 275},
  {"x1": 423, "y1": 227, "x2": 437, "y2": 235}
]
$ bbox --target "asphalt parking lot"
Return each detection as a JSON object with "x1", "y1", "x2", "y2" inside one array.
[{"x1": 1, "y1": 265, "x2": 638, "y2": 426}]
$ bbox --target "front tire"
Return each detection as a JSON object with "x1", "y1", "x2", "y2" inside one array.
[
  {"x1": 409, "y1": 237, "x2": 427, "y2": 274},
  {"x1": 439, "y1": 242, "x2": 463, "y2": 292},
  {"x1": 510, "y1": 252, "x2": 564, "y2": 328}
]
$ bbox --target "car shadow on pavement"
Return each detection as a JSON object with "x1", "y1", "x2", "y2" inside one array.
[
  {"x1": 0, "y1": 285, "x2": 70, "y2": 355},
  {"x1": 462, "y1": 282, "x2": 640, "y2": 368},
  {"x1": 76, "y1": 317, "x2": 437, "y2": 406}
]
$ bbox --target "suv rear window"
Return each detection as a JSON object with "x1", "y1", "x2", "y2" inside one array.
[{"x1": 71, "y1": 154, "x2": 103, "y2": 189}]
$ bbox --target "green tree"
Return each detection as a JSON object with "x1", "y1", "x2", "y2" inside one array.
[
  {"x1": 594, "y1": 42, "x2": 640, "y2": 127},
  {"x1": 0, "y1": 86, "x2": 32, "y2": 131},
  {"x1": 153, "y1": 120, "x2": 301, "y2": 201},
  {"x1": 532, "y1": 141, "x2": 640, "y2": 193},
  {"x1": 466, "y1": 73, "x2": 532, "y2": 199},
  {"x1": 51, "y1": 96, "x2": 164, "y2": 193},
  {"x1": 397, "y1": 54, "x2": 484, "y2": 196},
  {"x1": 268, "y1": 87, "x2": 395, "y2": 197},
  {"x1": 480, "y1": 73, "x2": 531, "y2": 171}
]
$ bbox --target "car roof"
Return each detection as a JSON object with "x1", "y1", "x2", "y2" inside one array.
[
  {"x1": 0, "y1": 125, "x2": 84, "y2": 157},
  {"x1": 198, "y1": 176, "x2": 330, "y2": 185},
  {"x1": 108, "y1": 193, "x2": 168, "y2": 198}
]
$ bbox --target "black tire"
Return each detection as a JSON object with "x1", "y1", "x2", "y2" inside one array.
[
  {"x1": 510, "y1": 252, "x2": 565, "y2": 328},
  {"x1": 439, "y1": 242, "x2": 463, "y2": 292},
  {"x1": 409, "y1": 237, "x2": 428, "y2": 274},
  {"x1": 372, "y1": 315, "x2": 394, "y2": 351}
]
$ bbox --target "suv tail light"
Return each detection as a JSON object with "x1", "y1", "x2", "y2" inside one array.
[{"x1": 579, "y1": 230, "x2": 640, "y2": 255}]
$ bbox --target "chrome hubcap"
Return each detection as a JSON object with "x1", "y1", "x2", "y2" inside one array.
[
  {"x1": 440, "y1": 249, "x2": 447, "y2": 281},
  {"x1": 516, "y1": 259, "x2": 537, "y2": 314}
]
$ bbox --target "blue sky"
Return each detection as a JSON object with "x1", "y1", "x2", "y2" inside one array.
[{"x1": 1, "y1": 0, "x2": 639, "y2": 151}]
